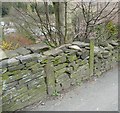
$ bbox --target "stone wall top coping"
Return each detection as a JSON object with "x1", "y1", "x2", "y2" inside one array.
[
  {"x1": 16, "y1": 53, "x2": 41, "y2": 64},
  {"x1": 26, "y1": 43, "x2": 50, "y2": 53},
  {"x1": 43, "y1": 48, "x2": 63, "y2": 56},
  {"x1": 15, "y1": 47, "x2": 31, "y2": 55},
  {"x1": 0, "y1": 43, "x2": 49, "y2": 61},
  {"x1": 0, "y1": 41, "x2": 118, "y2": 65},
  {"x1": 72, "y1": 41, "x2": 90, "y2": 48}
]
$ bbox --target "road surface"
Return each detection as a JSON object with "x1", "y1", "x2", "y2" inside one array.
[{"x1": 24, "y1": 64, "x2": 118, "y2": 111}]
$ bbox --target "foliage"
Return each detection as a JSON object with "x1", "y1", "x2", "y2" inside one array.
[
  {"x1": 94, "y1": 20, "x2": 118, "y2": 46},
  {"x1": 105, "y1": 21, "x2": 118, "y2": 38},
  {"x1": 1, "y1": 34, "x2": 34, "y2": 50},
  {"x1": 15, "y1": 2, "x2": 27, "y2": 10},
  {"x1": 26, "y1": 3, "x2": 55, "y2": 14},
  {"x1": 0, "y1": 40, "x2": 19, "y2": 50},
  {"x1": 2, "y1": 2, "x2": 27, "y2": 17},
  {"x1": 17, "y1": 27, "x2": 36, "y2": 42},
  {"x1": 95, "y1": 24, "x2": 106, "y2": 44},
  {"x1": 2, "y1": 3, "x2": 11, "y2": 17},
  {"x1": 52, "y1": 90, "x2": 60, "y2": 96}
]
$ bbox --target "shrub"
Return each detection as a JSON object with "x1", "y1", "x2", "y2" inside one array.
[
  {"x1": 0, "y1": 40, "x2": 19, "y2": 50},
  {"x1": 105, "y1": 21, "x2": 118, "y2": 39},
  {"x1": 0, "y1": 33, "x2": 35, "y2": 50}
]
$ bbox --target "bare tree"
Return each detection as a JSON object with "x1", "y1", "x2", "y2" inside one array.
[
  {"x1": 72, "y1": 1, "x2": 119, "y2": 41},
  {"x1": 10, "y1": 1, "x2": 70, "y2": 47}
]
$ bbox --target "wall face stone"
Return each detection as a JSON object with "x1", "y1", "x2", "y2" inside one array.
[{"x1": 0, "y1": 41, "x2": 118, "y2": 111}]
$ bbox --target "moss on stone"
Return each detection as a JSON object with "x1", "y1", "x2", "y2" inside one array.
[{"x1": 67, "y1": 54, "x2": 77, "y2": 62}]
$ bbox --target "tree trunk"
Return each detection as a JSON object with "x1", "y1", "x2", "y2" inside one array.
[
  {"x1": 65, "y1": 2, "x2": 67, "y2": 43},
  {"x1": 53, "y1": 2, "x2": 65, "y2": 46}
]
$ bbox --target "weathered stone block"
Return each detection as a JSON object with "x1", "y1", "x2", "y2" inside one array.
[
  {"x1": 76, "y1": 51, "x2": 82, "y2": 57},
  {"x1": 81, "y1": 50, "x2": 89, "y2": 60},
  {"x1": 72, "y1": 41, "x2": 89, "y2": 48},
  {"x1": 56, "y1": 73, "x2": 70, "y2": 83},
  {"x1": 99, "y1": 42, "x2": 108, "y2": 47},
  {"x1": 62, "y1": 48, "x2": 77, "y2": 54},
  {"x1": 79, "y1": 59, "x2": 88, "y2": 66},
  {"x1": 16, "y1": 53, "x2": 39, "y2": 64},
  {"x1": 70, "y1": 76, "x2": 81, "y2": 85},
  {"x1": 70, "y1": 71, "x2": 80, "y2": 79},
  {"x1": 25, "y1": 61, "x2": 37, "y2": 67},
  {"x1": 81, "y1": 75, "x2": 89, "y2": 80},
  {"x1": 26, "y1": 43, "x2": 49, "y2": 53},
  {"x1": 96, "y1": 53, "x2": 102, "y2": 59},
  {"x1": 68, "y1": 61, "x2": 79, "y2": 71},
  {"x1": 55, "y1": 68, "x2": 66, "y2": 77},
  {"x1": 3, "y1": 87, "x2": 16, "y2": 99},
  {"x1": 2, "y1": 73, "x2": 10, "y2": 81},
  {"x1": 67, "y1": 54, "x2": 77, "y2": 62},
  {"x1": 8, "y1": 64, "x2": 25, "y2": 72},
  {"x1": 61, "y1": 80, "x2": 71, "y2": 90},
  {"x1": 5, "y1": 50, "x2": 19, "y2": 58},
  {"x1": 102, "y1": 50, "x2": 109, "y2": 56},
  {"x1": 0, "y1": 60, "x2": 8, "y2": 69},
  {"x1": 15, "y1": 47, "x2": 31, "y2": 55},
  {"x1": 53, "y1": 54, "x2": 66, "y2": 65},
  {"x1": 109, "y1": 40, "x2": 118, "y2": 46},
  {"x1": 75, "y1": 59, "x2": 82, "y2": 64},
  {"x1": 0, "y1": 48, "x2": 8, "y2": 62},
  {"x1": 0, "y1": 58, "x2": 19, "y2": 69},
  {"x1": 85, "y1": 47, "x2": 90, "y2": 50},
  {"x1": 66, "y1": 67, "x2": 73, "y2": 74},
  {"x1": 28, "y1": 84, "x2": 46, "y2": 97},
  {"x1": 94, "y1": 46, "x2": 101, "y2": 53},
  {"x1": 0, "y1": 68, "x2": 7, "y2": 75},
  {"x1": 55, "y1": 84, "x2": 62, "y2": 92},
  {"x1": 27, "y1": 89, "x2": 46, "y2": 104},
  {"x1": 10, "y1": 91, "x2": 28, "y2": 103},
  {"x1": 105, "y1": 61, "x2": 112, "y2": 70},
  {"x1": 2, "y1": 101, "x2": 12, "y2": 111},
  {"x1": 77, "y1": 64, "x2": 89, "y2": 77},
  {"x1": 43, "y1": 48, "x2": 62, "y2": 56},
  {"x1": 16, "y1": 86, "x2": 28, "y2": 95},
  {"x1": 5, "y1": 83, "x2": 18, "y2": 92},
  {"x1": 29, "y1": 63, "x2": 43, "y2": 73},
  {"x1": 75, "y1": 76, "x2": 82, "y2": 84},
  {"x1": 18, "y1": 93, "x2": 30, "y2": 103},
  {"x1": 39, "y1": 56, "x2": 54, "y2": 64},
  {"x1": 58, "y1": 44, "x2": 71, "y2": 50},
  {"x1": 94, "y1": 71, "x2": 102, "y2": 77},
  {"x1": 54, "y1": 63, "x2": 68, "y2": 71},
  {"x1": 31, "y1": 71, "x2": 44, "y2": 79},
  {"x1": 5, "y1": 76, "x2": 17, "y2": 84},
  {"x1": 104, "y1": 44, "x2": 114, "y2": 50},
  {"x1": 27, "y1": 76, "x2": 45, "y2": 89},
  {"x1": 14, "y1": 74, "x2": 23, "y2": 81},
  {"x1": 68, "y1": 45, "x2": 82, "y2": 51},
  {"x1": 70, "y1": 78, "x2": 76, "y2": 85},
  {"x1": 7, "y1": 58, "x2": 20, "y2": 67},
  {"x1": 2, "y1": 93, "x2": 12, "y2": 102},
  {"x1": 19, "y1": 77, "x2": 32, "y2": 85}
]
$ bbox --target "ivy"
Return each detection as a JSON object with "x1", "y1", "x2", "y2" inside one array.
[{"x1": 106, "y1": 21, "x2": 118, "y2": 37}]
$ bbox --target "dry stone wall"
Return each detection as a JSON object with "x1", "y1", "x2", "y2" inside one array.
[{"x1": 0, "y1": 41, "x2": 118, "y2": 111}]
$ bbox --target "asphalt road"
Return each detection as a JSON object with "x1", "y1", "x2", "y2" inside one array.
[{"x1": 24, "y1": 64, "x2": 118, "y2": 111}]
